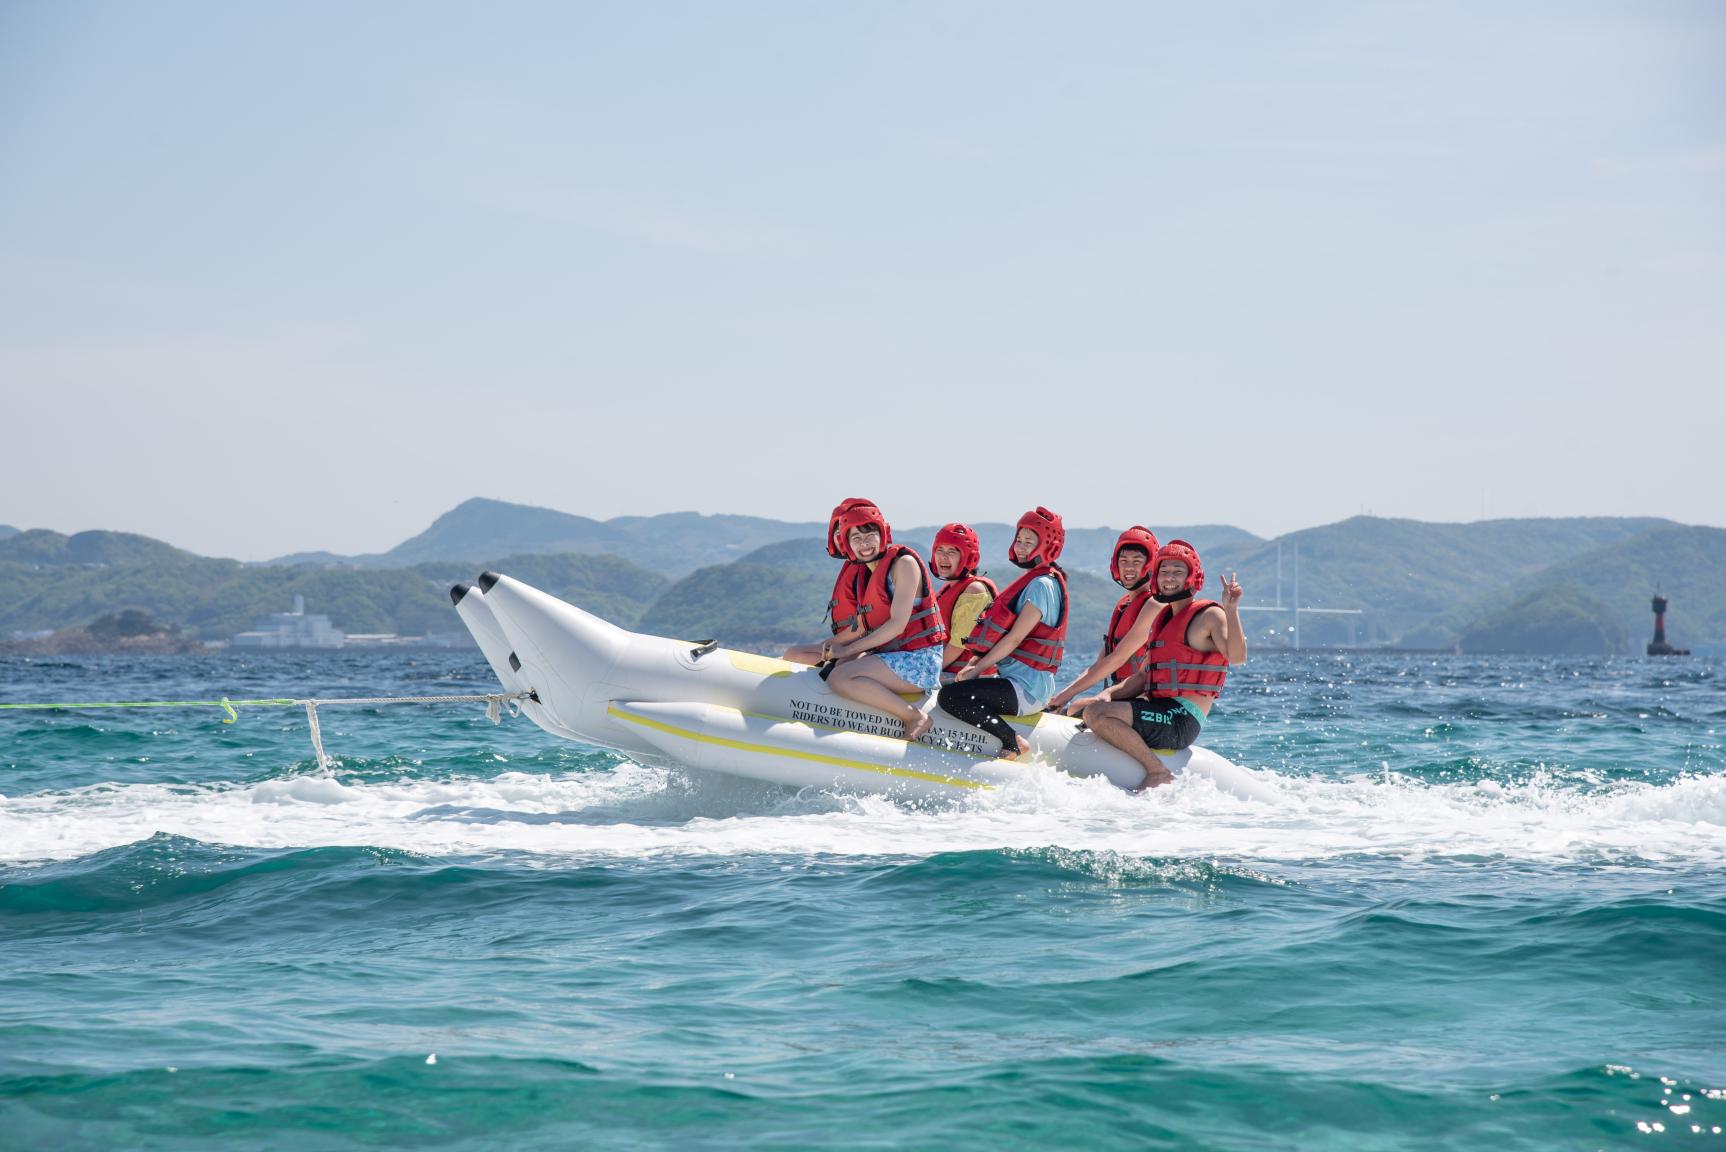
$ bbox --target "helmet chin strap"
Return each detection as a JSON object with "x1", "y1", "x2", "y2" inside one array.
[{"x1": 1152, "y1": 590, "x2": 1193, "y2": 604}]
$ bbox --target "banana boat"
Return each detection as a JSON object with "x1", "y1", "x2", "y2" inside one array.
[{"x1": 451, "y1": 571, "x2": 1275, "y2": 802}]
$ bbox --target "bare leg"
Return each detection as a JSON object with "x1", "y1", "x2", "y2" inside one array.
[
  {"x1": 828, "y1": 657, "x2": 932, "y2": 740},
  {"x1": 782, "y1": 642, "x2": 826, "y2": 666},
  {"x1": 1081, "y1": 700, "x2": 1173, "y2": 790}
]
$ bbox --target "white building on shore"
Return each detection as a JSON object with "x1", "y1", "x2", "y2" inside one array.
[{"x1": 231, "y1": 595, "x2": 345, "y2": 649}]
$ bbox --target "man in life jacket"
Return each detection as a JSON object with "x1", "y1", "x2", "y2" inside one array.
[
  {"x1": 821, "y1": 502, "x2": 948, "y2": 740},
  {"x1": 935, "y1": 507, "x2": 1068, "y2": 759},
  {"x1": 929, "y1": 522, "x2": 997, "y2": 683},
  {"x1": 1046, "y1": 526, "x2": 1159, "y2": 716},
  {"x1": 1080, "y1": 539, "x2": 1245, "y2": 790},
  {"x1": 783, "y1": 497, "x2": 876, "y2": 666}
]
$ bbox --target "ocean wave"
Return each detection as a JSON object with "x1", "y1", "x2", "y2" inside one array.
[
  {"x1": 3, "y1": 754, "x2": 1724, "y2": 869},
  {"x1": 863, "y1": 848, "x2": 1288, "y2": 892},
  {"x1": 3, "y1": 1051, "x2": 1720, "y2": 1152}
]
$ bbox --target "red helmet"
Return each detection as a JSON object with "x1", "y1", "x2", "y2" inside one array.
[
  {"x1": 835, "y1": 501, "x2": 892, "y2": 561},
  {"x1": 826, "y1": 498, "x2": 879, "y2": 559},
  {"x1": 931, "y1": 523, "x2": 982, "y2": 578},
  {"x1": 1010, "y1": 507, "x2": 1064, "y2": 568},
  {"x1": 1152, "y1": 538, "x2": 1204, "y2": 599},
  {"x1": 1110, "y1": 526, "x2": 1160, "y2": 588}
]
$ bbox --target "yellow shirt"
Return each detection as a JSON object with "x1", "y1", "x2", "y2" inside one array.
[{"x1": 946, "y1": 582, "x2": 991, "y2": 646}]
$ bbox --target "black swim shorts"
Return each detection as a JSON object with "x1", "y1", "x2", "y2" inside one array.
[{"x1": 1129, "y1": 698, "x2": 1202, "y2": 752}]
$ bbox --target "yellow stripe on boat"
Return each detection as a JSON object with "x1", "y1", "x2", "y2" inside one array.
[
  {"x1": 726, "y1": 650, "x2": 800, "y2": 676},
  {"x1": 606, "y1": 704, "x2": 994, "y2": 791}
]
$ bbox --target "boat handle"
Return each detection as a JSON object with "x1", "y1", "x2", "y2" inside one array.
[{"x1": 690, "y1": 639, "x2": 720, "y2": 660}]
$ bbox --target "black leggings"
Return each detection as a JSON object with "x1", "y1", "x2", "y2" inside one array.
[{"x1": 937, "y1": 679, "x2": 1022, "y2": 749}]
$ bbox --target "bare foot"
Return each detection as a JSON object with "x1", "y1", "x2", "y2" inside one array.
[
  {"x1": 904, "y1": 713, "x2": 933, "y2": 742},
  {"x1": 1131, "y1": 762, "x2": 1174, "y2": 792},
  {"x1": 998, "y1": 735, "x2": 1032, "y2": 761}
]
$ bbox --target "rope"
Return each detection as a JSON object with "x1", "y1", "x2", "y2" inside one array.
[
  {"x1": 0, "y1": 698, "x2": 297, "y2": 719},
  {"x1": 305, "y1": 700, "x2": 329, "y2": 771},
  {"x1": 0, "y1": 691, "x2": 533, "y2": 771}
]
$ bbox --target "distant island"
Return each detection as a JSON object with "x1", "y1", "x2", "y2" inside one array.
[
  {"x1": 0, "y1": 609, "x2": 204, "y2": 655},
  {"x1": 1, "y1": 499, "x2": 1721, "y2": 657}
]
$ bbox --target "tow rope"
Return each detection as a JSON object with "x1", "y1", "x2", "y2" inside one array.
[{"x1": 0, "y1": 691, "x2": 533, "y2": 771}]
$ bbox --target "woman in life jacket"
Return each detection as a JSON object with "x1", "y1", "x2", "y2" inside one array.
[
  {"x1": 783, "y1": 497, "x2": 876, "y2": 666},
  {"x1": 929, "y1": 523, "x2": 997, "y2": 683},
  {"x1": 1046, "y1": 526, "x2": 1160, "y2": 716},
  {"x1": 1079, "y1": 539, "x2": 1246, "y2": 790},
  {"x1": 820, "y1": 503, "x2": 949, "y2": 740},
  {"x1": 935, "y1": 507, "x2": 1068, "y2": 760}
]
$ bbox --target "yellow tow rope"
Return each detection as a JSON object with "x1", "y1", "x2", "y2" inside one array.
[{"x1": 0, "y1": 692, "x2": 533, "y2": 768}]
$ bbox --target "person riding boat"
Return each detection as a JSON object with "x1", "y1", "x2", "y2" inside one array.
[
  {"x1": 783, "y1": 497, "x2": 876, "y2": 666},
  {"x1": 1046, "y1": 526, "x2": 1159, "y2": 716},
  {"x1": 1080, "y1": 539, "x2": 1246, "y2": 790},
  {"x1": 936, "y1": 507, "x2": 1068, "y2": 760},
  {"x1": 821, "y1": 502, "x2": 948, "y2": 740},
  {"x1": 930, "y1": 522, "x2": 997, "y2": 683}
]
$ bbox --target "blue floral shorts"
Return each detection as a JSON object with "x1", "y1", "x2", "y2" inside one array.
[{"x1": 875, "y1": 646, "x2": 943, "y2": 693}]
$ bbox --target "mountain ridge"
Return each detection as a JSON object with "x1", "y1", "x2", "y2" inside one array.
[
  {"x1": 256, "y1": 497, "x2": 1262, "y2": 578},
  {"x1": 3, "y1": 506, "x2": 1720, "y2": 653}
]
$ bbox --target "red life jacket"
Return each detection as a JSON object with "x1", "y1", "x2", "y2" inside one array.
[
  {"x1": 1104, "y1": 586, "x2": 1155, "y2": 684},
  {"x1": 827, "y1": 562, "x2": 869, "y2": 635},
  {"x1": 963, "y1": 565, "x2": 1068, "y2": 674},
  {"x1": 1143, "y1": 598, "x2": 1228, "y2": 701},
  {"x1": 855, "y1": 544, "x2": 947, "y2": 653},
  {"x1": 936, "y1": 575, "x2": 998, "y2": 673}
]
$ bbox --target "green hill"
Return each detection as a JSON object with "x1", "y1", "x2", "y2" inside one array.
[
  {"x1": 594, "y1": 511, "x2": 829, "y2": 575},
  {"x1": 0, "y1": 528, "x2": 206, "y2": 567},
  {"x1": 1202, "y1": 516, "x2": 1679, "y2": 648},
  {"x1": 417, "y1": 554, "x2": 667, "y2": 630},
  {"x1": 385, "y1": 498, "x2": 612, "y2": 564},
  {"x1": 1382, "y1": 524, "x2": 1726, "y2": 654},
  {"x1": 1, "y1": 609, "x2": 205, "y2": 655},
  {"x1": 1458, "y1": 588, "x2": 1627, "y2": 655},
  {"x1": 8, "y1": 516, "x2": 1722, "y2": 656},
  {"x1": 1488, "y1": 525, "x2": 1726, "y2": 653},
  {"x1": 267, "y1": 498, "x2": 826, "y2": 577},
  {"x1": 729, "y1": 539, "x2": 840, "y2": 577},
  {"x1": 0, "y1": 532, "x2": 666, "y2": 642},
  {"x1": 259, "y1": 498, "x2": 1262, "y2": 579},
  {"x1": 637, "y1": 560, "x2": 836, "y2": 648},
  {"x1": 0, "y1": 524, "x2": 18, "y2": 541}
]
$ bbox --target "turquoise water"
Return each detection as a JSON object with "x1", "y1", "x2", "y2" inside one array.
[{"x1": 3, "y1": 650, "x2": 1723, "y2": 1150}]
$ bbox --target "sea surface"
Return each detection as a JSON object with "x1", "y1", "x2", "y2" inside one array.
[{"x1": 2, "y1": 649, "x2": 1722, "y2": 1151}]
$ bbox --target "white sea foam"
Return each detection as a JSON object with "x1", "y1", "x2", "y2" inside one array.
[{"x1": 3, "y1": 755, "x2": 1723, "y2": 868}]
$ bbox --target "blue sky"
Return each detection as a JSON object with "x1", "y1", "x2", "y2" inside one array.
[{"x1": 2, "y1": 1, "x2": 1721, "y2": 560}]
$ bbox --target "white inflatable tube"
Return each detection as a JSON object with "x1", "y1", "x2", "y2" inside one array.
[
  {"x1": 450, "y1": 580, "x2": 585, "y2": 742},
  {"x1": 453, "y1": 571, "x2": 1274, "y2": 801}
]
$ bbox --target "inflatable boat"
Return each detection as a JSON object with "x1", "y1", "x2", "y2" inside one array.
[{"x1": 451, "y1": 571, "x2": 1273, "y2": 802}]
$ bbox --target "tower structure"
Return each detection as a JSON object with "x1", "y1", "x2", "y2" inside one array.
[{"x1": 1647, "y1": 595, "x2": 1690, "y2": 657}]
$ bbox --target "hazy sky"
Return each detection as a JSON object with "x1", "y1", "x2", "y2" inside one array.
[{"x1": 2, "y1": 2, "x2": 1721, "y2": 560}]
